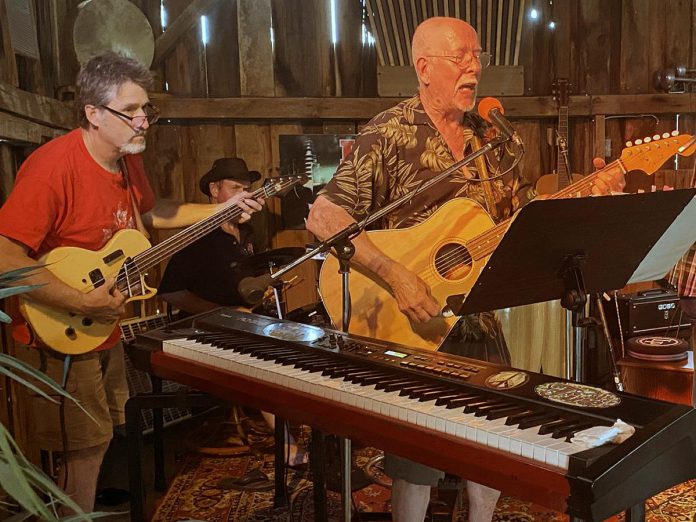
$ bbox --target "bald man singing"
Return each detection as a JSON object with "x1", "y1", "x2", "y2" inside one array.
[{"x1": 307, "y1": 17, "x2": 625, "y2": 521}]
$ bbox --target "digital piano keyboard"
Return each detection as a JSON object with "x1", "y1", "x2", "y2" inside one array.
[{"x1": 135, "y1": 308, "x2": 696, "y2": 521}]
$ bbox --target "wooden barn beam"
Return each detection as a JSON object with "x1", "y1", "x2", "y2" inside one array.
[
  {"x1": 152, "y1": 0, "x2": 219, "y2": 68},
  {"x1": 0, "y1": 81, "x2": 74, "y2": 129},
  {"x1": 0, "y1": 112, "x2": 66, "y2": 143},
  {"x1": 149, "y1": 93, "x2": 695, "y2": 121}
]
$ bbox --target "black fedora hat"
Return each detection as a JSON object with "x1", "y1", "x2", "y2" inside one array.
[{"x1": 199, "y1": 158, "x2": 261, "y2": 196}]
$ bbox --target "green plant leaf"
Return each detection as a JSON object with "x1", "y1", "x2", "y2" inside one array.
[
  {"x1": 0, "y1": 284, "x2": 44, "y2": 300},
  {"x1": 0, "y1": 265, "x2": 45, "y2": 284}
]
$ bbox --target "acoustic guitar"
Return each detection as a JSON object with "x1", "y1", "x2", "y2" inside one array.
[
  {"x1": 20, "y1": 175, "x2": 308, "y2": 355},
  {"x1": 318, "y1": 134, "x2": 696, "y2": 352},
  {"x1": 535, "y1": 79, "x2": 584, "y2": 195}
]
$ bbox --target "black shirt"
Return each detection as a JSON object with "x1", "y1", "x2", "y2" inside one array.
[{"x1": 158, "y1": 226, "x2": 254, "y2": 307}]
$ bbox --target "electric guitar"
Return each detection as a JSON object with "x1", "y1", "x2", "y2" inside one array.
[
  {"x1": 535, "y1": 79, "x2": 584, "y2": 194},
  {"x1": 318, "y1": 134, "x2": 696, "y2": 351},
  {"x1": 20, "y1": 174, "x2": 308, "y2": 355}
]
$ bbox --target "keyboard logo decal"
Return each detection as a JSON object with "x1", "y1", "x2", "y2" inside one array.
[
  {"x1": 485, "y1": 371, "x2": 529, "y2": 390},
  {"x1": 535, "y1": 382, "x2": 621, "y2": 408}
]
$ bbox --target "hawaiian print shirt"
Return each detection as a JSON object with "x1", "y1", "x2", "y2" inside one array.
[{"x1": 319, "y1": 95, "x2": 535, "y2": 230}]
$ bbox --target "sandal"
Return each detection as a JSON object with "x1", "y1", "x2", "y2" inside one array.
[{"x1": 218, "y1": 468, "x2": 274, "y2": 492}]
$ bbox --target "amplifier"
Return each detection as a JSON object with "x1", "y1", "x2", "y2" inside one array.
[{"x1": 604, "y1": 289, "x2": 692, "y2": 339}]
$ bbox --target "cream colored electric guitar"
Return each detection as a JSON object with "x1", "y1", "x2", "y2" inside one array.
[
  {"x1": 319, "y1": 133, "x2": 696, "y2": 351},
  {"x1": 20, "y1": 175, "x2": 307, "y2": 355}
]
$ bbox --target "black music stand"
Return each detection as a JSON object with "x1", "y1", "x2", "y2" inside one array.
[{"x1": 446, "y1": 190, "x2": 696, "y2": 355}]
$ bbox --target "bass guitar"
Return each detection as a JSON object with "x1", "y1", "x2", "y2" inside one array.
[
  {"x1": 20, "y1": 175, "x2": 307, "y2": 355},
  {"x1": 318, "y1": 134, "x2": 696, "y2": 351}
]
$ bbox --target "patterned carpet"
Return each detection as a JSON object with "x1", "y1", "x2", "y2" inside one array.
[{"x1": 151, "y1": 417, "x2": 696, "y2": 522}]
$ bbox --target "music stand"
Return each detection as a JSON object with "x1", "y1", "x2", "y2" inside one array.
[{"x1": 446, "y1": 190, "x2": 696, "y2": 379}]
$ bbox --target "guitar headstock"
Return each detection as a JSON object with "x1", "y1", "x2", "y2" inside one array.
[
  {"x1": 262, "y1": 174, "x2": 310, "y2": 197},
  {"x1": 552, "y1": 78, "x2": 571, "y2": 107},
  {"x1": 620, "y1": 132, "x2": 696, "y2": 175}
]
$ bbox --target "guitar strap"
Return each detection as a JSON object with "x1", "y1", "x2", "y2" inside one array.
[{"x1": 119, "y1": 157, "x2": 151, "y2": 239}]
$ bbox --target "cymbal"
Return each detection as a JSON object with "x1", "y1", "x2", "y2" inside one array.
[
  {"x1": 73, "y1": 0, "x2": 154, "y2": 66},
  {"x1": 234, "y1": 247, "x2": 305, "y2": 275}
]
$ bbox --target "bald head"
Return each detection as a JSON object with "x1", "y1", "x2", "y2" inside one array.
[{"x1": 411, "y1": 17, "x2": 478, "y2": 65}]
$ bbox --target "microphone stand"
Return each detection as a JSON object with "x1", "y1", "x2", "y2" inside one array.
[{"x1": 247, "y1": 135, "x2": 510, "y2": 522}]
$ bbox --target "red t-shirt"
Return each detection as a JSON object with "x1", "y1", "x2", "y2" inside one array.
[{"x1": 0, "y1": 128, "x2": 156, "y2": 350}]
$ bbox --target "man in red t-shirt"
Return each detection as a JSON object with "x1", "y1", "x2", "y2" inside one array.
[{"x1": 0, "y1": 53, "x2": 263, "y2": 514}]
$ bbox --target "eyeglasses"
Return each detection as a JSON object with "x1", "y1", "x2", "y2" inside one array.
[
  {"x1": 100, "y1": 103, "x2": 160, "y2": 127},
  {"x1": 425, "y1": 51, "x2": 492, "y2": 69}
]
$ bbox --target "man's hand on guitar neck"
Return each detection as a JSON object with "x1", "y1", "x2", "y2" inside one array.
[
  {"x1": 379, "y1": 259, "x2": 441, "y2": 323},
  {"x1": 590, "y1": 157, "x2": 626, "y2": 195},
  {"x1": 79, "y1": 276, "x2": 126, "y2": 323}
]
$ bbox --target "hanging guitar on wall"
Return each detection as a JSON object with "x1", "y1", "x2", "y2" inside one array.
[{"x1": 535, "y1": 79, "x2": 584, "y2": 194}]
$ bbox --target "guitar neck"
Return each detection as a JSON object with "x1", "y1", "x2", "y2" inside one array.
[{"x1": 556, "y1": 105, "x2": 569, "y2": 187}]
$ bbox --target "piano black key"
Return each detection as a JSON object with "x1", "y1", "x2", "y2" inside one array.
[
  {"x1": 444, "y1": 394, "x2": 482, "y2": 409},
  {"x1": 505, "y1": 409, "x2": 540, "y2": 426},
  {"x1": 463, "y1": 399, "x2": 499, "y2": 414},
  {"x1": 356, "y1": 374, "x2": 389, "y2": 386},
  {"x1": 485, "y1": 405, "x2": 527, "y2": 420},
  {"x1": 408, "y1": 386, "x2": 450, "y2": 400},
  {"x1": 418, "y1": 388, "x2": 457, "y2": 402},
  {"x1": 397, "y1": 383, "x2": 433, "y2": 396},
  {"x1": 382, "y1": 380, "x2": 419, "y2": 392},
  {"x1": 537, "y1": 418, "x2": 573, "y2": 436},
  {"x1": 349, "y1": 372, "x2": 385, "y2": 384},
  {"x1": 473, "y1": 401, "x2": 514, "y2": 417},
  {"x1": 374, "y1": 378, "x2": 412, "y2": 390},
  {"x1": 517, "y1": 414, "x2": 560, "y2": 430},
  {"x1": 434, "y1": 393, "x2": 468, "y2": 406},
  {"x1": 553, "y1": 421, "x2": 596, "y2": 440}
]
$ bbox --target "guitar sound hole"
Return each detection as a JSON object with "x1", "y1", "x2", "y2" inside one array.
[{"x1": 434, "y1": 243, "x2": 472, "y2": 280}]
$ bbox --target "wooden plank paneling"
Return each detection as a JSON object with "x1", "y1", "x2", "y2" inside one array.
[
  {"x1": 149, "y1": 92, "x2": 696, "y2": 121},
  {"x1": 162, "y1": 0, "x2": 206, "y2": 97},
  {"x1": 0, "y1": 111, "x2": 66, "y2": 143},
  {"x1": 0, "y1": 81, "x2": 74, "y2": 128},
  {"x1": 334, "y1": 0, "x2": 365, "y2": 96},
  {"x1": 206, "y1": 0, "x2": 240, "y2": 97},
  {"x1": 237, "y1": 0, "x2": 274, "y2": 96},
  {"x1": 0, "y1": 0, "x2": 18, "y2": 87},
  {"x1": 152, "y1": 0, "x2": 218, "y2": 67},
  {"x1": 271, "y1": 0, "x2": 332, "y2": 97}
]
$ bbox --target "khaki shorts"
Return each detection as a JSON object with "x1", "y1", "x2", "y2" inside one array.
[{"x1": 16, "y1": 343, "x2": 129, "y2": 451}]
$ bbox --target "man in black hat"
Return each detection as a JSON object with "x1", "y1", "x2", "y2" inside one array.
[
  {"x1": 159, "y1": 158, "x2": 308, "y2": 468},
  {"x1": 158, "y1": 157, "x2": 263, "y2": 313}
]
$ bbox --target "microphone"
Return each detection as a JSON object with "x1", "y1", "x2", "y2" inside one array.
[
  {"x1": 477, "y1": 97, "x2": 524, "y2": 148},
  {"x1": 237, "y1": 273, "x2": 274, "y2": 305}
]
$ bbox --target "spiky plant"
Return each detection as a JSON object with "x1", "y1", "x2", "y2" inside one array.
[{"x1": 0, "y1": 266, "x2": 113, "y2": 521}]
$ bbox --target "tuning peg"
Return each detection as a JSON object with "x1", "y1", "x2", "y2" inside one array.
[
  {"x1": 653, "y1": 134, "x2": 660, "y2": 141},
  {"x1": 662, "y1": 133, "x2": 670, "y2": 138},
  {"x1": 672, "y1": 130, "x2": 680, "y2": 136},
  {"x1": 635, "y1": 139, "x2": 643, "y2": 145},
  {"x1": 625, "y1": 141, "x2": 633, "y2": 147},
  {"x1": 644, "y1": 137, "x2": 652, "y2": 143}
]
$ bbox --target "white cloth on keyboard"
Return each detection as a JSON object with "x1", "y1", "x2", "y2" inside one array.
[{"x1": 571, "y1": 419, "x2": 635, "y2": 449}]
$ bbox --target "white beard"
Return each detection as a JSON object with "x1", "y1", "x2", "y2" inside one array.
[{"x1": 120, "y1": 139, "x2": 146, "y2": 155}]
